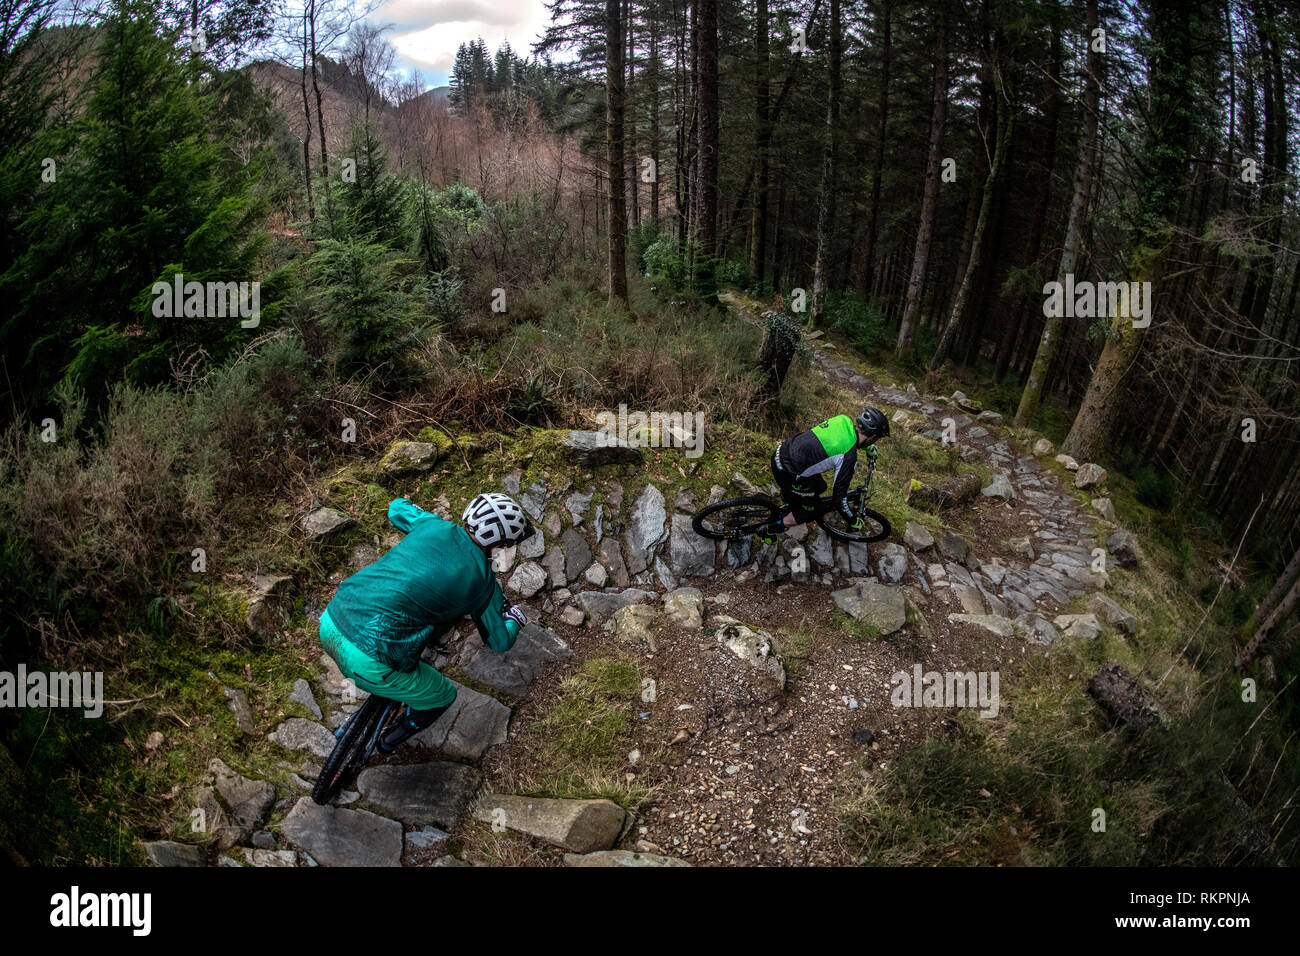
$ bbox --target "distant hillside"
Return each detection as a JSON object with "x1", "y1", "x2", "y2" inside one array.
[{"x1": 246, "y1": 60, "x2": 452, "y2": 162}]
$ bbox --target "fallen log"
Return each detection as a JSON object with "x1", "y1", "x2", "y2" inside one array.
[
  {"x1": 1087, "y1": 663, "x2": 1166, "y2": 731},
  {"x1": 906, "y1": 473, "x2": 981, "y2": 513}
]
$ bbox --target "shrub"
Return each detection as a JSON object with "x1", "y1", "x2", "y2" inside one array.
[
  {"x1": 830, "y1": 293, "x2": 890, "y2": 354},
  {"x1": 308, "y1": 237, "x2": 439, "y2": 385},
  {"x1": 716, "y1": 257, "x2": 749, "y2": 288},
  {"x1": 643, "y1": 237, "x2": 687, "y2": 290}
]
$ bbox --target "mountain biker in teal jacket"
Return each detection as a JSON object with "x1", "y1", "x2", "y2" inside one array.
[
  {"x1": 318, "y1": 493, "x2": 534, "y2": 753},
  {"x1": 760, "y1": 407, "x2": 891, "y2": 537}
]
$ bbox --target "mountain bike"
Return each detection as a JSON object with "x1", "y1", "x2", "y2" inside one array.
[
  {"x1": 311, "y1": 693, "x2": 406, "y2": 806},
  {"x1": 691, "y1": 453, "x2": 891, "y2": 544}
]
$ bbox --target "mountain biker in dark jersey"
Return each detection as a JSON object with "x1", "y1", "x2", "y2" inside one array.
[
  {"x1": 317, "y1": 493, "x2": 533, "y2": 754},
  {"x1": 760, "y1": 408, "x2": 891, "y2": 537}
]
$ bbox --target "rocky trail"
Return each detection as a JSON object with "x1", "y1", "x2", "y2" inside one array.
[{"x1": 143, "y1": 300, "x2": 1143, "y2": 868}]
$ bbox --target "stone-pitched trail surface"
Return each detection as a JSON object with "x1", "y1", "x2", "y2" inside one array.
[{"x1": 143, "y1": 297, "x2": 1137, "y2": 868}]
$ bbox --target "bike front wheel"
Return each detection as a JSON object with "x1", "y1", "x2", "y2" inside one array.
[
  {"x1": 691, "y1": 495, "x2": 782, "y2": 540},
  {"x1": 818, "y1": 489, "x2": 891, "y2": 543},
  {"x1": 313, "y1": 694, "x2": 387, "y2": 805}
]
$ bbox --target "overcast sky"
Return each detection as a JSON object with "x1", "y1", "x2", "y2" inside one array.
[{"x1": 371, "y1": 0, "x2": 555, "y2": 87}]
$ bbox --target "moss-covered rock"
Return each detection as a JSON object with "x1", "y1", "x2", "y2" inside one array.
[{"x1": 377, "y1": 440, "x2": 439, "y2": 478}]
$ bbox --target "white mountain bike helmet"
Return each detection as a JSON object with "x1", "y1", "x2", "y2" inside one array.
[{"x1": 462, "y1": 493, "x2": 533, "y2": 547}]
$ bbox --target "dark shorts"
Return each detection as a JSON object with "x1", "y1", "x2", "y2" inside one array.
[{"x1": 771, "y1": 450, "x2": 825, "y2": 523}]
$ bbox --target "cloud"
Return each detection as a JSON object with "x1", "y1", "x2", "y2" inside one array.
[{"x1": 372, "y1": 0, "x2": 552, "y2": 82}]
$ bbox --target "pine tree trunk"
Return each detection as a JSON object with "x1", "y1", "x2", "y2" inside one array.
[
  {"x1": 1062, "y1": 0, "x2": 1205, "y2": 459},
  {"x1": 996, "y1": 11, "x2": 1060, "y2": 381},
  {"x1": 854, "y1": 0, "x2": 891, "y2": 294},
  {"x1": 1014, "y1": 0, "x2": 1100, "y2": 426},
  {"x1": 300, "y1": 16, "x2": 315, "y2": 220},
  {"x1": 606, "y1": 0, "x2": 629, "y2": 305},
  {"x1": 625, "y1": 0, "x2": 639, "y2": 230},
  {"x1": 930, "y1": 66, "x2": 1014, "y2": 370},
  {"x1": 1237, "y1": 567, "x2": 1300, "y2": 669},
  {"x1": 691, "y1": 0, "x2": 717, "y2": 293},
  {"x1": 809, "y1": 0, "x2": 842, "y2": 328},
  {"x1": 309, "y1": 0, "x2": 329, "y2": 186},
  {"x1": 749, "y1": 0, "x2": 770, "y2": 284},
  {"x1": 895, "y1": 7, "x2": 946, "y2": 354}
]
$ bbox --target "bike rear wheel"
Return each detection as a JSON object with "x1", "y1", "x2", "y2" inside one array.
[
  {"x1": 818, "y1": 489, "x2": 891, "y2": 543},
  {"x1": 691, "y1": 496, "x2": 782, "y2": 540},
  {"x1": 312, "y1": 694, "x2": 389, "y2": 806}
]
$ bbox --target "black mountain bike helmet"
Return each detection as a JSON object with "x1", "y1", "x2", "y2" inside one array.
[{"x1": 856, "y1": 407, "x2": 890, "y2": 441}]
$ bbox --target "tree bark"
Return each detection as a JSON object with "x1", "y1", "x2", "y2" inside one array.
[
  {"x1": 1237, "y1": 565, "x2": 1300, "y2": 670},
  {"x1": 690, "y1": 0, "x2": 717, "y2": 277},
  {"x1": 895, "y1": 8, "x2": 947, "y2": 354},
  {"x1": 1062, "y1": 0, "x2": 1206, "y2": 459},
  {"x1": 809, "y1": 0, "x2": 842, "y2": 328},
  {"x1": 930, "y1": 54, "x2": 1014, "y2": 370},
  {"x1": 1014, "y1": 0, "x2": 1100, "y2": 426},
  {"x1": 606, "y1": 0, "x2": 629, "y2": 305},
  {"x1": 854, "y1": 0, "x2": 891, "y2": 294},
  {"x1": 749, "y1": 0, "x2": 770, "y2": 284}
]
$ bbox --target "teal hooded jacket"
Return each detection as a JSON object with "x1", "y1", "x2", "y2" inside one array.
[{"x1": 323, "y1": 498, "x2": 519, "y2": 671}]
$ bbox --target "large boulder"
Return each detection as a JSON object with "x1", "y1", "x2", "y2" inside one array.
[
  {"x1": 471, "y1": 795, "x2": 627, "y2": 853},
  {"x1": 876, "y1": 543, "x2": 909, "y2": 583},
  {"x1": 1089, "y1": 593, "x2": 1137, "y2": 634},
  {"x1": 903, "y1": 522, "x2": 935, "y2": 552},
  {"x1": 1106, "y1": 530, "x2": 1142, "y2": 568},
  {"x1": 409, "y1": 681, "x2": 510, "y2": 760},
  {"x1": 1032, "y1": 438, "x2": 1054, "y2": 456},
  {"x1": 456, "y1": 623, "x2": 571, "y2": 698},
  {"x1": 377, "y1": 440, "x2": 438, "y2": 478},
  {"x1": 1054, "y1": 613, "x2": 1102, "y2": 640},
  {"x1": 1074, "y1": 463, "x2": 1107, "y2": 489},
  {"x1": 663, "y1": 587, "x2": 704, "y2": 629},
  {"x1": 507, "y1": 561, "x2": 547, "y2": 599},
  {"x1": 208, "y1": 759, "x2": 275, "y2": 837},
  {"x1": 302, "y1": 507, "x2": 354, "y2": 541},
  {"x1": 1091, "y1": 498, "x2": 1117, "y2": 522},
  {"x1": 981, "y1": 473, "x2": 1017, "y2": 500},
  {"x1": 606, "y1": 604, "x2": 658, "y2": 645},
  {"x1": 669, "y1": 514, "x2": 715, "y2": 577},
  {"x1": 356, "y1": 762, "x2": 481, "y2": 829},
  {"x1": 624, "y1": 484, "x2": 667, "y2": 574},
  {"x1": 143, "y1": 840, "x2": 205, "y2": 867},
  {"x1": 576, "y1": 587, "x2": 656, "y2": 622},
  {"x1": 244, "y1": 575, "x2": 295, "y2": 642},
  {"x1": 831, "y1": 582, "x2": 906, "y2": 636},
  {"x1": 279, "y1": 798, "x2": 403, "y2": 867},
  {"x1": 711, "y1": 617, "x2": 785, "y2": 690},
  {"x1": 269, "y1": 718, "x2": 336, "y2": 760},
  {"x1": 559, "y1": 529, "x2": 593, "y2": 583},
  {"x1": 563, "y1": 431, "x2": 644, "y2": 467}
]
